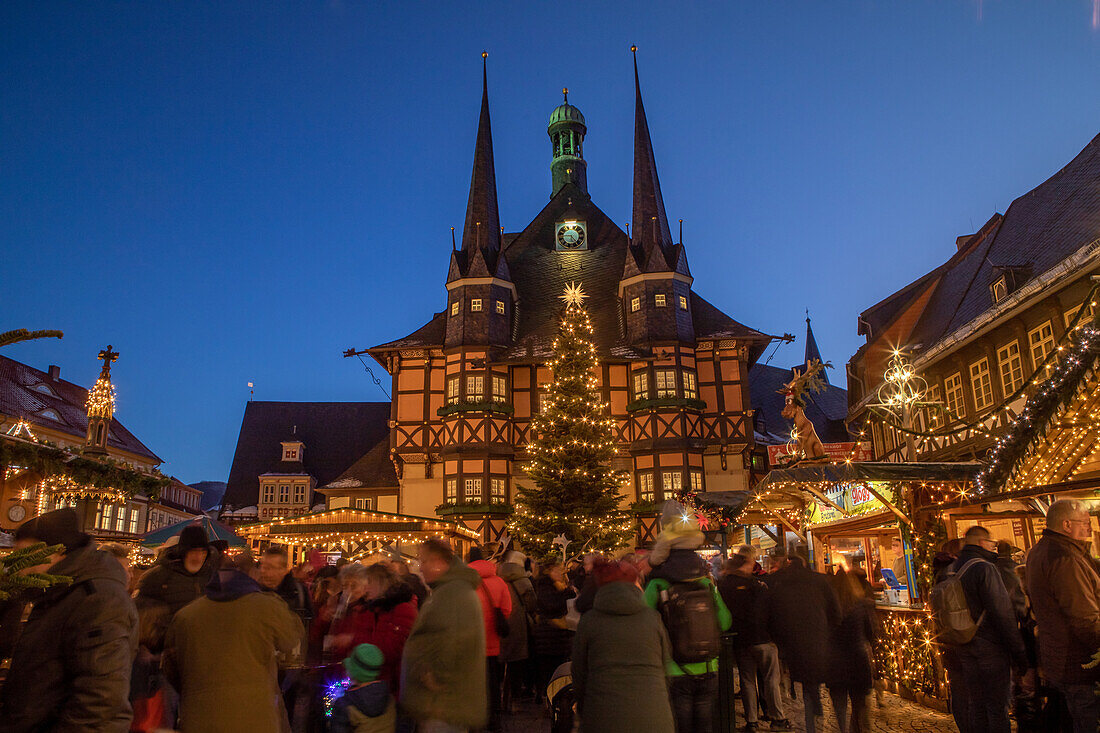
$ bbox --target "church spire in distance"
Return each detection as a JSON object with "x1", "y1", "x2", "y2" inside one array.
[
  {"x1": 460, "y1": 52, "x2": 500, "y2": 254},
  {"x1": 804, "y1": 311, "x2": 828, "y2": 383},
  {"x1": 630, "y1": 45, "x2": 674, "y2": 269}
]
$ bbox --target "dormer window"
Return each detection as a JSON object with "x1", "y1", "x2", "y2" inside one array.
[
  {"x1": 990, "y1": 276, "x2": 1008, "y2": 303},
  {"x1": 31, "y1": 383, "x2": 57, "y2": 397},
  {"x1": 655, "y1": 293, "x2": 667, "y2": 308},
  {"x1": 470, "y1": 299, "x2": 482, "y2": 312}
]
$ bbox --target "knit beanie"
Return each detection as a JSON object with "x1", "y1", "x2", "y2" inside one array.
[
  {"x1": 178, "y1": 524, "x2": 209, "y2": 554},
  {"x1": 343, "y1": 643, "x2": 385, "y2": 683}
]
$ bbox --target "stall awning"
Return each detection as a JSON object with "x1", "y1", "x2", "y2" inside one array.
[
  {"x1": 755, "y1": 462, "x2": 982, "y2": 490},
  {"x1": 142, "y1": 516, "x2": 246, "y2": 548},
  {"x1": 808, "y1": 509, "x2": 897, "y2": 536}
]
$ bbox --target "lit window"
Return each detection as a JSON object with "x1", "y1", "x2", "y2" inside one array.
[
  {"x1": 490, "y1": 478, "x2": 506, "y2": 503},
  {"x1": 451, "y1": 301, "x2": 459, "y2": 316},
  {"x1": 279, "y1": 484, "x2": 290, "y2": 503},
  {"x1": 969, "y1": 359, "x2": 993, "y2": 411},
  {"x1": 294, "y1": 484, "x2": 305, "y2": 504},
  {"x1": 94, "y1": 501, "x2": 105, "y2": 530},
  {"x1": 284, "y1": 450, "x2": 293, "y2": 459},
  {"x1": 630, "y1": 297, "x2": 640, "y2": 312},
  {"x1": 655, "y1": 369, "x2": 677, "y2": 398},
  {"x1": 997, "y1": 341, "x2": 1023, "y2": 396},
  {"x1": 661, "y1": 471, "x2": 683, "y2": 499},
  {"x1": 471, "y1": 298, "x2": 482, "y2": 312},
  {"x1": 464, "y1": 478, "x2": 483, "y2": 502},
  {"x1": 355, "y1": 497, "x2": 373, "y2": 510},
  {"x1": 1064, "y1": 301, "x2": 1095, "y2": 329},
  {"x1": 655, "y1": 293, "x2": 666, "y2": 307},
  {"x1": 466, "y1": 375, "x2": 484, "y2": 400},
  {"x1": 114, "y1": 506, "x2": 127, "y2": 533},
  {"x1": 944, "y1": 373, "x2": 965, "y2": 419},
  {"x1": 927, "y1": 385, "x2": 942, "y2": 426},
  {"x1": 491, "y1": 375, "x2": 507, "y2": 402},
  {"x1": 262, "y1": 484, "x2": 274, "y2": 503},
  {"x1": 446, "y1": 376, "x2": 459, "y2": 405},
  {"x1": 638, "y1": 473, "x2": 654, "y2": 502},
  {"x1": 129, "y1": 508, "x2": 139, "y2": 534},
  {"x1": 445, "y1": 479, "x2": 457, "y2": 505},
  {"x1": 679, "y1": 295, "x2": 688, "y2": 310},
  {"x1": 539, "y1": 392, "x2": 552, "y2": 413},
  {"x1": 690, "y1": 470, "x2": 703, "y2": 492},
  {"x1": 682, "y1": 371, "x2": 698, "y2": 400},
  {"x1": 495, "y1": 300, "x2": 505, "y2": 315},
  {"x1": 1028, "y1": 321, "x2": 1055, "y2": 370},
  {"x1": 633, "y1": 372, "x2": 649, "y2": 399}
]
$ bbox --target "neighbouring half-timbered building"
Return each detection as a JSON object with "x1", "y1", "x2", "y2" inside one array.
[{"x1": 356, "y1": 57, "x2": 775, "y2": 543}]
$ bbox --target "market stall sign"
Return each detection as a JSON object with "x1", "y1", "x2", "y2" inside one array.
[
  {"x1": 767, "y1": 441, "x2": 873, "y2": 465},
  {"x1": 807, "y1": 482, "x2": 886, "y2": 525}
]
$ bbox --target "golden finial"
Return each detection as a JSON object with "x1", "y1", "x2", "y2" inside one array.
[
  {"x1": 631, "y1": 45, "x2": 637, "y2": 53},
  {"x1": 563, "y1": 87, "x2": 569, "y2": 103},
  {"x1": 482, "y1": 51, "x2": 488, "y2": 59}
]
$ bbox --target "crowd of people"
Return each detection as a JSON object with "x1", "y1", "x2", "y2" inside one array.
[{"x1": 0, "y1": 496, "x2": 1096, "y2": 733}]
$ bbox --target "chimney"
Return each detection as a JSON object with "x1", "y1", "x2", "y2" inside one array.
[{"x1": 47, "y1": 365, "x2": 60, "y2": 381}]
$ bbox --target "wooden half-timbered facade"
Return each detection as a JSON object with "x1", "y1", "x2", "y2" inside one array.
[
  {"x1": 361, "y1": 59, "x2": 775, "y2": 543},
  {"x1": 847, "y1": 130, "x2": 1100, "y2": 463}
]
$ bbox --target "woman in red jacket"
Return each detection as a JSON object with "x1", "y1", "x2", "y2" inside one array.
[
  {"x1": 468, "y1": 550, "x2": 513, "y2": 733},
  {"x1": 328, "y1": 562, "x2": 418, "y2": 693}
]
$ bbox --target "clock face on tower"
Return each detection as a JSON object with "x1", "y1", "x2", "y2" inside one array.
[
  {"x1": 7, "y1": 504, "x2": 27, "y2": 523},
  {"x1": 555, "y1": 221, "x2": 587, "y2": 251}
]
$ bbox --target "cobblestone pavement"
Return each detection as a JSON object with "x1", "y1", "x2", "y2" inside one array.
[{"x1": 501, "y1": 685, "x2": 961, "y2": 733}]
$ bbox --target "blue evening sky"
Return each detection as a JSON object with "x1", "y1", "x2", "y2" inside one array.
[{"x1": 3, "y1": 2, "x2": 1099, "y2": 483}]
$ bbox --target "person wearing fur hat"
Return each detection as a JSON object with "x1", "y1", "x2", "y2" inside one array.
[
  {"x1": 137, "y1": 523, "x2": 220, "y2": 616},
  {"x1": 644, "y1": 501, "x2": 731, "y2": 733},
  {"x1": 330, "y1": 644, "x2": 397, "y2": 733},
  {"x1": 1, "y1": 508, "x2": 139, "y2": 732}
]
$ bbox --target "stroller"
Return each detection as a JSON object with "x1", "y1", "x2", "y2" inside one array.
[{"x1": 546, "y1": 661, "x2": 576, "y2": 733}]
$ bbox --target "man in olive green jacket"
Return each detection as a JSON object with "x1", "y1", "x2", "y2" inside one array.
[{"x1": 400, "y1": 539, "x2": 486, "y2": 732}]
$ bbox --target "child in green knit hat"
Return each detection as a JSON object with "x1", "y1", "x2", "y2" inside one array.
[{"x1": 330, "y1": 644, "x2": 396, "y2": 733}]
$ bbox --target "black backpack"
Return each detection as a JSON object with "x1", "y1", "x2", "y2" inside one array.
[{"x1": 658, "y1": 581, "x2": 721, "y2": 664}]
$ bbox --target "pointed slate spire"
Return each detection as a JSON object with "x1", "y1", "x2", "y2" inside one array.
[
  {"x1": 630, "y1": 47, "x2": 674, "y2": 269},
  {"x1": 460, "y1": 53, "x2": 501, "y2": 254},
  {"x1": 804, "y1": 311, "x2": 828, "y2": 384}
]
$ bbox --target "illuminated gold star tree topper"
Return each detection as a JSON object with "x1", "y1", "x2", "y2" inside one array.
[{"x1": 559, "y1": 281, "x2": 587, "y2": 308}]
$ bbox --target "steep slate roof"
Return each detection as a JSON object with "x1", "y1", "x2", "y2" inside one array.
[
  {"x1": 906, "y1": 132, "x2": 1100, "y2": 347},
  {"x1": 750, "y1": 362, "x2": 851, "y2": 446},
  {"x1": 0, "y1": 355, "x2": 160, "y2": 461},
  {"x1": 224, "y1": 401, "x2": 390, "y2": 508},
  {"x1": 319, "y1": 434, "x2": 399, "y2": 490}
]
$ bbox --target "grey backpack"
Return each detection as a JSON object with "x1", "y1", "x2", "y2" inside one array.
[{"x1": 929, "y1": 557, "x2": 986, "y2": 645}]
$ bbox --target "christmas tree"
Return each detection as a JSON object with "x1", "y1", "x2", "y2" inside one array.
[
  {"x1": 507, "y1": 282, "x2": 633, "y2": 561},
  {"x1": 0, "y1": 542, "x2": 71, "y2": 601}
]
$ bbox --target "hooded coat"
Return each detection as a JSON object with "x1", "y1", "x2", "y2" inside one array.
[
  {"x1": 1025, "y1": 529, "x2": 1100, "y2": 685},
  {"x1": 0, "y1": 543, "x2": 138, "y2": 733},
  {"x1": 469, "y1": 559, "x2": 513, "y2": 658},
  {"x1": 498, "y1": 561, "x2": 536, "y2": 663},
  {"x1": 399, "y1": 559, "x2": 487, "y2": 729},
  {"x1": 572, "y1": 582, "x2": 675, "y2": 733},
  {"x1": 137, "y1": 543, "x2": 220, "y2": 616},
  {"x1": 760, "y1": 563, "x2": 840, "y2": 684},
  {"x1": 330, "y1": 583, "x2": 418, "y2": 691},
  {"x1": 163, "y1": 569, "x2": 303, "y2": 733}
]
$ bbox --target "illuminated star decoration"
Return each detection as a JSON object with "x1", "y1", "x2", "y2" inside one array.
[{"x1": 560, "y1": 281, "x2": 587, "y2": 308}]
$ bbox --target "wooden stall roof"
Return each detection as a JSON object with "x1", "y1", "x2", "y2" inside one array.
[
  {"x1": 755, "y1": 462, "x2": 982, "y2": 489},
  {"x1": 238, "y1": 507, "x2": 481, "y2": 545}
]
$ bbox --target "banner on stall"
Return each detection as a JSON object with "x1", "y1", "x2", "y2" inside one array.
[
  {"x1": 767, "y1": 441, "x2": 873, "y2": 465},
  {"x1": 806, "y1": 482, "x2": 887, "y2": 525}
]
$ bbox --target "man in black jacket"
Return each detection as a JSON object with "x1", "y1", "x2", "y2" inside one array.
[
  {"x1": 717, "y1": 554, "x2": 791, "y2": 732},
  {"x1": 137, "y1": 524, "x2": 219, "y2": 616},
  {"x1": 941, "y1": 525, "x2": 1028, "y2": 733},
  {"x1": 1, "y1": 509, "x2": 138, "y2": 732}
]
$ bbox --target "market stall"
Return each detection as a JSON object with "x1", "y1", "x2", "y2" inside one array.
[{"x1": 237, "y1": 506, "x2": 481, "y2": 563}]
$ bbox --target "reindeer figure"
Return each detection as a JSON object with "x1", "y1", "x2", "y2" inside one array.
[{"x1": 779, "y1": 359, "x2": 832, "y2": 464}]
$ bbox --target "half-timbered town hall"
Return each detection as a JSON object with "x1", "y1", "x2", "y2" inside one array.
[{"x1": 227, "y1": 55, "x2": 777, "y2": 543}]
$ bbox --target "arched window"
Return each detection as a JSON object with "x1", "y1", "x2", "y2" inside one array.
[{"x1": 95, "y1": 422, "x2": 105, "y2": 445}]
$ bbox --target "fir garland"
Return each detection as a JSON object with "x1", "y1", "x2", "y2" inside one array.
[
  {"x1": 0, "y1": 542, "x2": 72, "y2": 600},
  {"x1": 0, "y1": 436, "x2": 167, "y2": 499}
]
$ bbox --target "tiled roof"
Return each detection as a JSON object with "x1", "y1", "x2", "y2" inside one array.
[
  {"x1": 224, "y1": 401, "x2": 390, "y2": 508},
  {"x1": 749, "y1": 362, "x2": 851, "y2": 446},
  {"x1": 906, "y1": 132, "x2": 1100, "y2": 348},
  {"x1": 0, "y1": 355, "x2": 160, "y2": 462},
  {"x1": 319, "y1": 435, "x2": 398, "y2": 490},
  {"x1": 372, "y1": 183, "x2": 772, "y2": 360}
]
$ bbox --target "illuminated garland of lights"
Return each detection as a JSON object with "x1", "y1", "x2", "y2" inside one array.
[
  {"x1": 507, "y1": 285, "x2": 634, "y2": 559},
  {"x1": 873, "y1": 609, "x2": 946, "y2": 699},
  {"x1": 977, "y1": 324, "x2": 1100, "y2": 494},
  {"x1": 86, "y1": 376, "x2": 116, "y2": 419}
]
